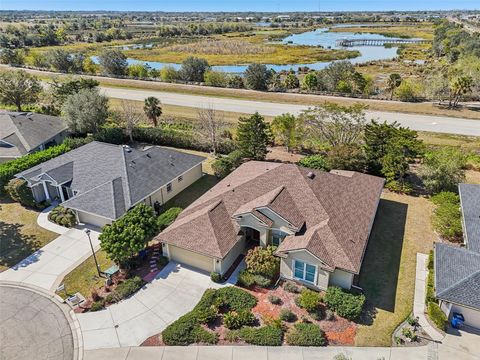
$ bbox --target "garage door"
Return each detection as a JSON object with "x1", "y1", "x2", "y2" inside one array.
[
  {"x1": 169, "y1": 245, "x2": 213, "y2": 273},
  {"x1": 77, "y1": 211, "x2": 111, "y2": 229}
]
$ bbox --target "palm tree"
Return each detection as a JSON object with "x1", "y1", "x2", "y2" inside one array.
[
  {"x1": 386, "y1": 73, "x2": 402, "y2": 100},
  {"x1": 143, "y1": 97, "x2": 162, "y2": 127}
]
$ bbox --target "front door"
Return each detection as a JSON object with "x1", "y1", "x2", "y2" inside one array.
[{"x1": 245, "y1": 227, "x2": 260, "y2": 244}]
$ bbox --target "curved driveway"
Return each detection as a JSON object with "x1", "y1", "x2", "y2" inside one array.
[
  {"x1": 0, "y1": 284, "x2": 76, "y2": 360},
  {"x1": 101, "y1": 86, "x2": 480, "y2": 136}
]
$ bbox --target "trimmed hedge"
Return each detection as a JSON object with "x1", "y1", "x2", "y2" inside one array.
[
  {"x1": 279, "y1": 309, "x2": 296, "y2": 322},
  {"x1": 158, "y1": 207, "x2": 183, "y2": 230},
  {"x1": 215, "y1": 286, "x2": 257, "y2": 312},
  {"x1": 115, "y1": 276, "x2": 145, "y2": 300},
  {"x1": 238, "y1": 326, "x2": 283, "y2": 346},
  {"x1": 5, "y1": 178, "x2": 42, "y2": 208},
  {"x1": 132, "y1": 126, "x2": 236, "y2": 155},
  {"x1": 427, "y1": 302, "x2": 447, "y2": 331},
  {"x1": 223, "y1": 310, "x2": 256, "y2": 329},
  {"x1": 286, "y1": 322, "x2": 326, "y2": 346},
  {"x1": 297, "y1": 289, "x2": 322, "y2": 312},
  {"x1": 0, "y1": 143, "x2": 71, "y2": 191},
  {"x1": 324, "y1": 286, "x2": 365, "y2": 321}
]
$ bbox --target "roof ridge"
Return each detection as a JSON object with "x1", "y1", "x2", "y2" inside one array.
[
  {"x1": 119, "y1": 143, "x2": 133, "y2": 209},
  {"x1": 437, "y1": 268, "x2": 480, "y2": 298},
  {"x1": 9, "y1": 117, "x2": 31, "y2": 152}
]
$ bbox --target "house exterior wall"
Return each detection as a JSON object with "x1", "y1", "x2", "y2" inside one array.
[
  {"x1": 219, "y1": 237, "x2": 246, "y2": 275},
  {"x1": 144, "y1": 163, "x2": 203, "y2": 206},
  {"x1": 280, "y1": 250, "x2": 330, "y2": 290},
  {"x1": 32, "y1": 184, "x2": 46, "y2": 202},
  {"x1": 46, "y1": 182, "x2": 59, "y2": 200},
  {"x1": 235, "y1": 214, "x2": 270, "y2": 247},
  {"x1": 256, "y1": 207, "x2": 296, "y2": 234},
  {"x1": 168, "y1": 244, "x2": 214, "y2": 273},
  {"x1": 329, "y1": 268, "x2": 354, "y2": 289},
  {"x1": 77, "y1": 211, "x2": 112, "y2": 229},
  {"x1": 449, "y1": 303, "x2": 480, "y2": 329}
]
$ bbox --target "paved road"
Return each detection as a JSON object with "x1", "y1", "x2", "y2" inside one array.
[
  {"x1": 101, "y1": 87, "x2": 480, "y2": 136},
  {"x1": 0, "y1": 284, "x2": 75, "y2": 360}
]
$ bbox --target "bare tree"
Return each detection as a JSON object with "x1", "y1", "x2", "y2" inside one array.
[
  {"x1": 197, "y1": 106, "x2": 227, "y2": 155},
  {"x1": 301, "y1": 103, "x2": 367, "y2": 147},
  {"x1": 120, "y1": 100, "x2": 142, "y2": 142}
]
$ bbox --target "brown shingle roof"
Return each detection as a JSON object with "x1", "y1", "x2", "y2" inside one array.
[{"x1": 156, "y1": 161, "x2": 384, "y2": 272}]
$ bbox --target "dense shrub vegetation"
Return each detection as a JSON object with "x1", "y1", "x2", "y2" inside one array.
[
  {"x1": 48, "y1": 205, "x2": 77, "y2": 228},
  {"x1": 5, "y1": 178, "x2": 40, "y2": 208},
  {"x1": 223, "y1": 310, "x2": 256, "y2": 329},
  {"x1": 157, "y1": 207, "x2": 183, "y2": 230},
  {"x1": 324, "y1": 286, "x2": 366, "y2": 321},
  {"x1": 244, "y1": 246, "x2": 280, "y2": 280},
  {"x1": 286, "y1": 322, "x2": 326, "y2": 346},
  {"x1": 297, "y1": 155, "x2": 329, "y2": 170},
  {"x1": 237, "y1": 325, "x2": 283, "y2": 346},
  {"x1": 427, "y1": 302, "x2": 447, "y2": 331},
  {"x1": 297, "y1": 289, "x2": 323, "y2": 312},
  {"x1": 431, "y1": 192, "x2": 463, "y2": 241}
]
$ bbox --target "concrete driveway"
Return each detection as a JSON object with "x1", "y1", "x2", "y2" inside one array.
[
  {"x1": 77, "y1": 261, "x2": 227, "y2": 350},
  {"x1": 0, "y1": 206, "x2": 100, "y2": 291}
]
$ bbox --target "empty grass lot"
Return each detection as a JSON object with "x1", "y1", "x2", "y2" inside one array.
[
  {"x1": 0, "y1": 195, "x2": 57, "y2": 272},
  {"x1": 355, "y1": 192, "x2": 436, "y2": 346}
]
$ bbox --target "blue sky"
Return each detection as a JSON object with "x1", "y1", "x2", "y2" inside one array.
[{"x1": 1, "y1": 0, "x2": 478, "y2": 11}]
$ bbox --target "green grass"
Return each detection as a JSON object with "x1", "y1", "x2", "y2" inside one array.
[
  {"x1": 56, "y1": 249, "x2": 113, "y2": 299},
  {"x1": 0, "y1": 195, "x2": 57, "y2": 272},
  {"x1": 163, "y1": 175, "x2": 219, "y2": 210},
  {"x1": 355, "y1": 192, "x2": 436, "y2": 346}
]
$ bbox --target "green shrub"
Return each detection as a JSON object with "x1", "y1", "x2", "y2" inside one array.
[
  {"x1": 237, "y1": 269, "x2": 255, "y2": 287},
  {"x1": 427, "y1": 250, "x2": 434, "y2": 271},
  {"x1": 90, "y1": 300, "x2": 105, "y2": 312},
  {"x1": 425, "y1": 269, "x2": 436, "y2": 305},
  {"x1": 204, "y1": 70, "x2": 227, "y2": 87},
  {"x1": 431, "y1": 192, "x2": 463, "y2": 241},
  {"x1": 224, "y1": 329, "x2": 240, "y2": 342},
  {"x1": 104, "y1": 293, "x2": 117, "y2": 304},
  {"x1": 132, "y1": 126, "x2": 236, "y2": 155},
  {"x1": 238, "y1": 326, "x2": 283, "y2": 346},
  {"x1": 223, "y1": 310, "x2": 256, "y2": 329},
  {"x1": 297, "y1": 289, "x2": 322, "y2": 312},
  {"x1": 324, "y1": 286, "x2": 365, "y2": 321},
  {"x1": 48, "y1": 205, "x2": 77, "y2": 228},
  {"x1": 115, "y1": 276, "x2": 145, "y2": 299},
  {"x1": 279, "y1": 309, "x2": 296, "y2": 322},
  {"x1": 253, "y1": 274, "x2": 271, "y2": 288},
  {"x1": 0, "y1": 143, "x2": 71, "y2": 192},
  {"x1": 428, "y1": 302, "x2": 447, "y2": 331},
  {"x1": 157, "y1": 207, "x2": 183, "y2": 230},
  {"x1": 62, "y1": 136, "x2": 92, "y2": 149},
  {"x1": 215, "y1": 287, "x2": 257, "y2": 312},
  {"x1": 298, "y1": 155, "x2": 329, "y2": 171},
  {"x1": 385, "y1": 180, "x2": 413, "y2": 194},
  {"x1": 157, "y1": 255, "x2": 169, "y2": 268},
  {"x1": 5, "y1": 178, "x2": 42, "y2": 208},
  {"x1": 268, "y1": 294, "x2": 282, "y2": 305},
  {"x1": 284, "y1": 281, "x2": 300, "y2": 293},
  {"x1": 210, "y1": 272, "x2": 222, "y2": 283},
  {"x1": 162, "y1": 313, "x2": 199, "y2": 345},
  {"x1": 195, "y1": 305, "x2": 218, "y2": 325},
  {"x1": 211, "y1": 150, "x2": 244, "y2": 178},
  {"x1": 192, "y1": 326, "x2": 218, "y2": 344},
  {"x1": 286, "y1": 322, "x2": 326, "y2": 346},
  {"x1": 93, "y1": 126, "x2": 124, "y2": 144},
  {"x1": 245, "y1": 246, "x2": 280, "y2": 279}
]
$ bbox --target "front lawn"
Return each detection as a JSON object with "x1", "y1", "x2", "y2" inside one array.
[
  {"x1": 0, "y1": 195, "x2": 57, "y2": 272},
  {"x1": 355, "y1": 192, "x2": 436, "y2": 346}
]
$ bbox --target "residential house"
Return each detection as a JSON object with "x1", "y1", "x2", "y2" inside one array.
[
  {"x1": 434, "y1": 183, "x2": 480, "y2": 328},
  {"x1": 16, "y1": 141, "x2": 205, "y2": 228},
  {"x1": 156, "y1": 161, "x2": 384, "y2": 290},
  {"x1": 0, "y1": 112, "x2": 68, "y2": 163}
]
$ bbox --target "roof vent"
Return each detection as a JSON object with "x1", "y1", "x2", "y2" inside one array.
[
  {"x1": 146, "y1": 153, "x2": 151, "y2": 158},
  {"x1": 307, "y1": 172, "x2": 315, "y2": 179},
  {"x1": 123, "y1": 145, "x2": 132, "y2": 153}
]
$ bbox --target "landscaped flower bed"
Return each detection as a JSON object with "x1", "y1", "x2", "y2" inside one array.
[
  {"x1": 143, "y1": 280, "x2": 364, "y2": 347},
  {"x1": 392, "y1": 314, "x2": 432, "y2": 347}
]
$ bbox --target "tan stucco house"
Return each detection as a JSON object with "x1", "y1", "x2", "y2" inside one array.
[
  {"x1": 156, "y1": 161, "x2": 384, "y2": 291},
  {"x1": 0, "y1": 112, "x2": 68, "y2": 163},
  {"x1": 16, "y1": 141, "x2": 205, "y2": 228}
]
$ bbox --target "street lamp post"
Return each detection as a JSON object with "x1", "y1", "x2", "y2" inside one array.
[{"x1": 84, "y1": 228, "x2": 101, "y2": 277}]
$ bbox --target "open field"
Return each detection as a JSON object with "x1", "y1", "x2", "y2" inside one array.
[
  {"x1": 0, "y1": 195, "x2": 57, "y2": 272},
  {"x1": 356, "y1": 191, "x2": 436, "y2": 346}
]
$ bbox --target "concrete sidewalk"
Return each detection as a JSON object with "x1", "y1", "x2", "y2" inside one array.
[
  {"x1": 414, "y1": 253, "x2": 444, "y2": 342},
  {"x1": 0, "y1": 206, "x2": 101, "y2": 291},
  {"x1": 84, "y1": 345, "x2": 430, "y2": 360}
]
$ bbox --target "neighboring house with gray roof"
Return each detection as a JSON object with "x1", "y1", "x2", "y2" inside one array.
[
  {"x1": 156, "y1": 161, "x2": 384, "y2": 290},
  {"x1": 0, "y1": 112, "x2": 68, "y2": 163},
  {"x1": 434, "y1": 183, "x2": 480, "y2": 329},
  {"x1": 16, "y1": 141, "x2": 205, "y2": 228}
]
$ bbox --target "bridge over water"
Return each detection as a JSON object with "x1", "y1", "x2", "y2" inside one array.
[{"x1": 336, "y1": 38, "x2": 429, "y2": 47}]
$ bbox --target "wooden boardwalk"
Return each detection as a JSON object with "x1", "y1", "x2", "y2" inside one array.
[{"x1": 336, "y1": 38, "x2": 428, "y2": 47}]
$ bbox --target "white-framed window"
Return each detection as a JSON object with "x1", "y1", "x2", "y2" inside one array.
[
  {"x1": 271, "y1": 229, "x2": 288, "y2": 247},
  {"x1": 178, "y1": 175, "x2": 183, "y2": 182},
  {"x1": 293, "y1": 260, "x2": 316, "y2": 283},
  {"x1": 166, "y1": 182, "x2": 172, "y2": 192}
]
